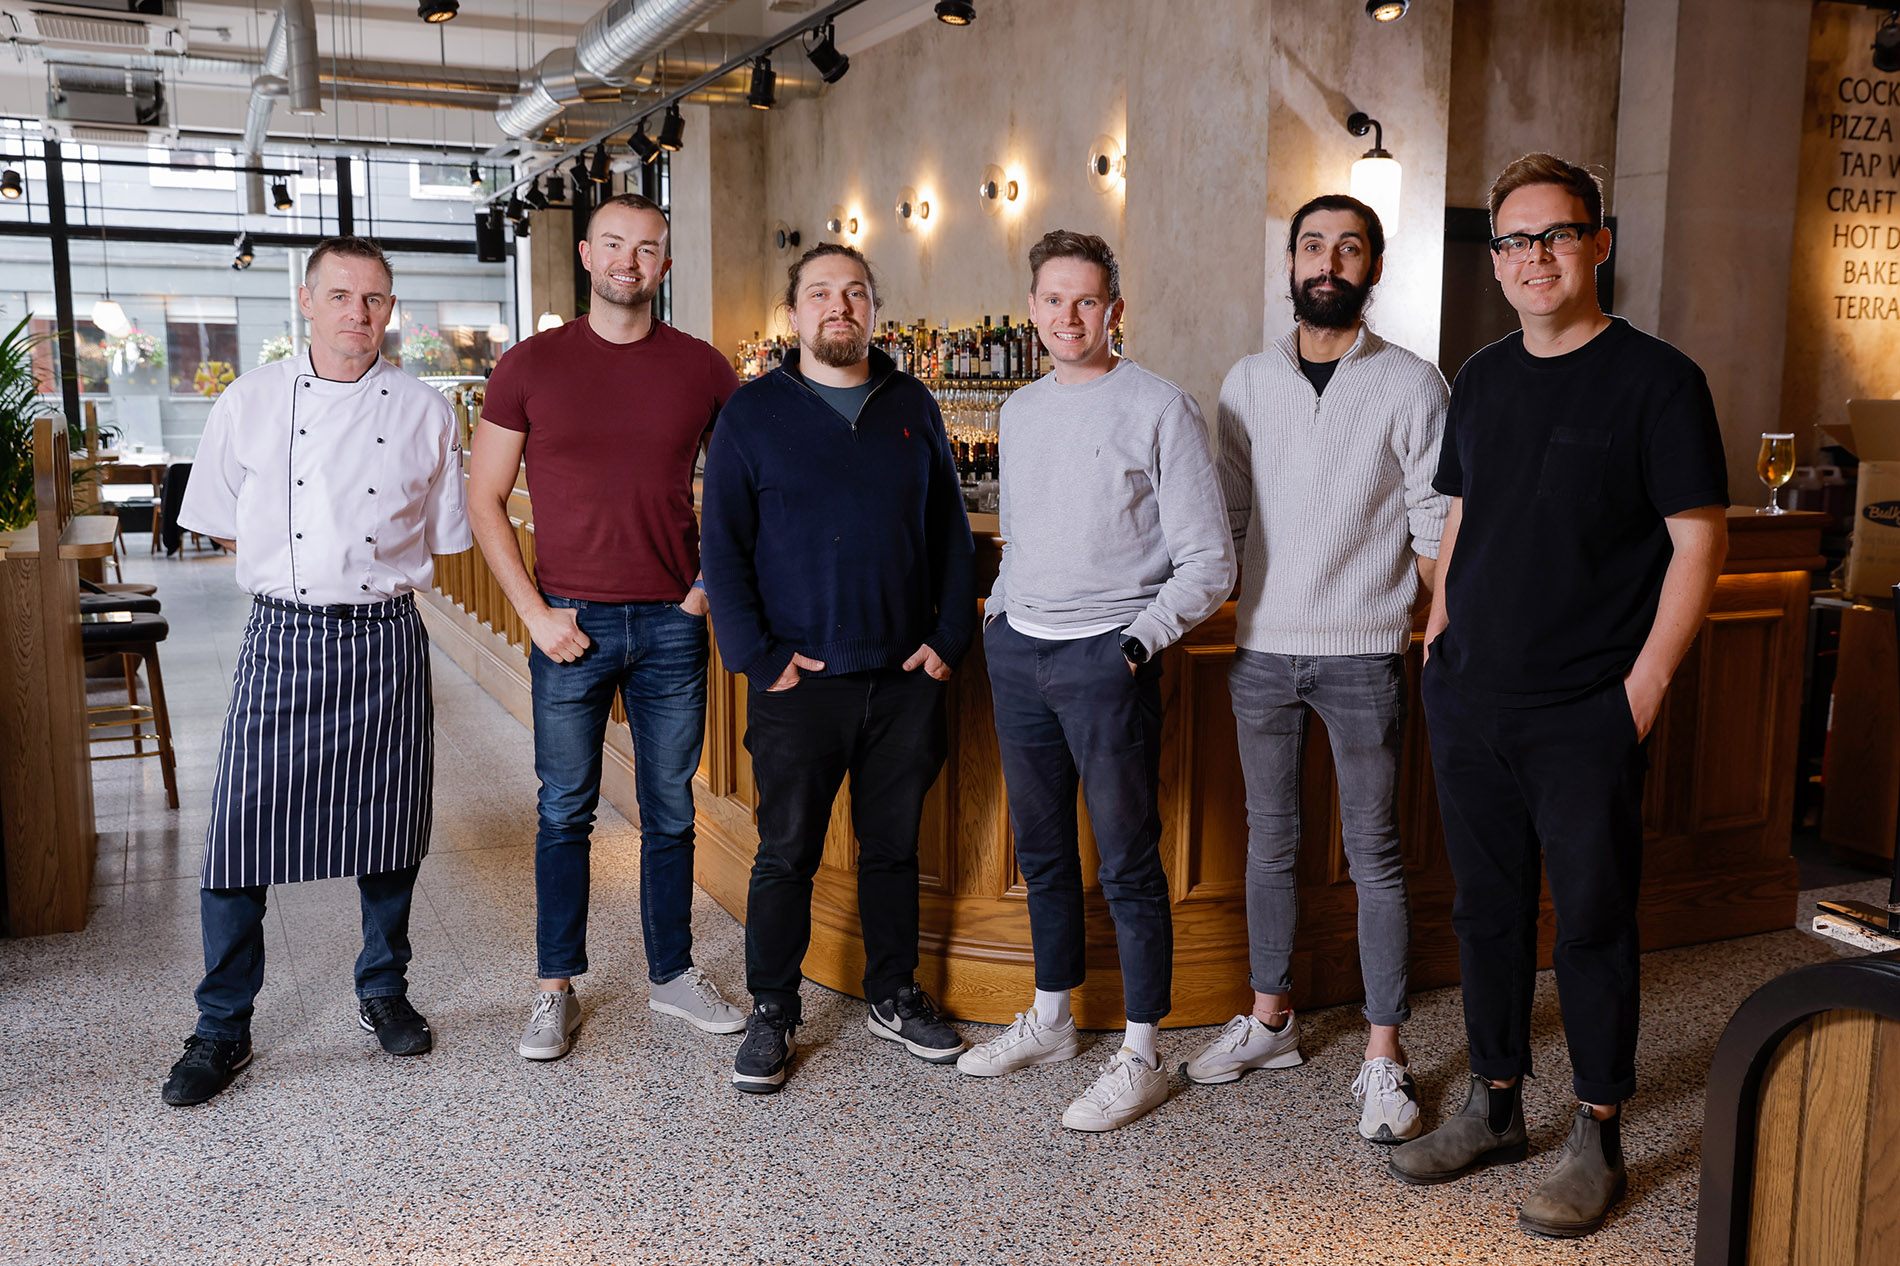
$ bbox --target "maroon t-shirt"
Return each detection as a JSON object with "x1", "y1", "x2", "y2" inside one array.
[{"x1": 482, "y1": 318, "x2": 740, "y2": 602}]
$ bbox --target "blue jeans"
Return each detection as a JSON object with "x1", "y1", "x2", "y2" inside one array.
[
  {"x1": 530, "y1": 594, "x2": 708, "y2": 983},
  {"x1": 1229, "y1": 649, "x2": 1412, "y2": 1027},
  {"x1": 984, "y1": 618, "x2": 1172, "y2": 1025},
  {"x1": 194, "y1": 864, "x2": 419, "y2": 1041}
]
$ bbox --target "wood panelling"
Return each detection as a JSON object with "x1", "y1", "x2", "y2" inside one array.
[
  {"x1": 1745, "y1": 1011, "x2": 1900, "y2": 1266},
  {"x1": 423, "y1": 486, "x2": 1811, "y2": 1028},
  {"x1": 1820, "y1": 603, "x2": 1899, "y2": 868}
]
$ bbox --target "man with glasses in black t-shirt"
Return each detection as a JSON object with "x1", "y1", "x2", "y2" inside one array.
[{"x1": 1386, "y1": 153, "x2": 1728, "y2": 1240}]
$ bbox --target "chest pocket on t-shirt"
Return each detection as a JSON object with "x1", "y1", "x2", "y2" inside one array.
[{"x1": 1536, "y1": 426, "x2": 1613, "y2": 503}]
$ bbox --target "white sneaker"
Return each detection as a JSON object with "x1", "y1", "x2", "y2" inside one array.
[
  {"x1": 518, "y1": 986, "x2": 582, "y2": 1061},
  {"x1": 1181, "y1": 1013, "x2": 1303, "y2": 1084},
  {"x1": 955, "y1": 1008, "x2": 1081, "y2": 1077},
  {"x1": 649, "y1": 965, "x2": 747, "y2": 1034},
  {"x1": 1352, "y1": 1056, "x2": 1422, "y2": 1143},
  {"x1": 1060, "y1": 1048, "x2": 1170, "y2": 1132}
]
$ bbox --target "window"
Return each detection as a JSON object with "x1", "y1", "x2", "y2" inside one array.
[
  {"x1": 147, "y1": 147, "x2": 238, "y2": 191},
  {"x1": 410, "y1": 161, "x2": 482, "y2": 202},
  {"x1": 165, "y1": 296, "x2": 239, "y2": 396}
]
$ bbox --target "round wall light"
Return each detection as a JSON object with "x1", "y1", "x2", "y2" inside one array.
[
  {"x1": 773, "y1": 221, "x2": 801, "y2": 252},
  {"x1": 1087, "y1": 135, "x2": 1126, "y2": 194},
  {"x1": 895, "y1": 185, "x2": 921, "y2": 232},
  {"x1": 979, "y1": 164, "x2": 1019, "y2": 215},
  {"x1": 1366, "y1": 0, "x2": 1408, "y2": 20}
]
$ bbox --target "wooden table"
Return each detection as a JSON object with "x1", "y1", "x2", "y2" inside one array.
[
  {"x1": 0, "y1": 514, "x2": 122, "y2": 561},
  {"x1": 419, "y1": 498, "x2": 1824, "y2": 1027}
]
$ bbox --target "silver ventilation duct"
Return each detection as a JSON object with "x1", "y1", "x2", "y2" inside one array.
[
  {"x1": 240, "y1": 0, "x2": 319, "y2": 214},
  {"x1": 494, "y1": 0, "x2": 738, "y2": 140}
]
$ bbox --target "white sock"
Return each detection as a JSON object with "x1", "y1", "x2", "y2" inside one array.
[
  {"x1": 1122, "y1": 1021, "x2": 1158, "y2": 1067},
  {"x1": 1033, "y1": 989, "x2": 1071, "y2": 1028}
]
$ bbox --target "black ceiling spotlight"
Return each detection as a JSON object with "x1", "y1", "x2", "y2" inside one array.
[
  {"x1": 629, "y1": 122, "x2": 662, "y2": 165},
  {"x1": 524, "y1": 178, "x2": 549, "y2": 210},
  {"x1": 747, "y1": 56, "x2": 777, "y2": 110},
  {"x1": 546, "y1": 172, "x2": 567, "y2": 203},
  {"x1": 417, "y1": 0, "x2": 457, "y2": 23},
  {"x1": 467, "y1": 160, "x2": 482, "y2": 189},
  {"x1": 935, "y1": 0, "x2": 976, "y2": 24},
  {"x1": 1366, "y1": 0, "x2": 1408, "y2": 19},
  {"x1": 232, "y1": 232, "x2": 255, "y2": 271},
  {"x1": 1876, "y1": 11, "x2": 1900, "y2": 74},
  {"x1": 658, "y1": 103, "x2": 686, "y2": 151},
  {"x1": 505, "y1": 194, "x2": 525, "y2": 223},
  {"x1": 0, "y1": 169, "x2": 22, "y2": 199},
  {"x1": 270, "y1": 180, "x2": 293, "y2": 211},
  {"x1": 804, "y1": 21, "x2": 849, "y2": 84},
  {"x1": 588, "y1": 145, "x2": 609, "y2": 184}
]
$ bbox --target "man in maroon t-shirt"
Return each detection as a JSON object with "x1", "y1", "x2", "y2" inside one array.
[{"x1": 470, "y1": 193, "x2": 743, "y2": 1062}]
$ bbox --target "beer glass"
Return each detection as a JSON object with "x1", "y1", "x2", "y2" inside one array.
[{"x1": 1757, "y1": 432, "x2": 1795, "y2": 514}]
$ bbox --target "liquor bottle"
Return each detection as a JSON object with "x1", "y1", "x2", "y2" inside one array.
[{"x1": 990, "y1": 317, "x2": 1004, "y2": 379}]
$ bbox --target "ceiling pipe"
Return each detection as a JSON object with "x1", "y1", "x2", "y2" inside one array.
[{"x1": 240, "y1": 0, "x2": 319, "y2": 214}]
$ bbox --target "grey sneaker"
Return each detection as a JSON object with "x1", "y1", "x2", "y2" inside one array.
[
  {"x1": 649, "y1": 965, "x2": 747, "y2": 1034},
  {"x1": 518, "y1": 986, "x2": 582, "y2": 1061},
  {"x1": 1518, "y1": 1106, "x2": 1628, "y2": 1238},
  {"x1": 1181, "y1": 1013, "x2": 1303, "y2": 1085},
  {"x1": 1388, "y1": 1074, "x2": 1529, "y2": 1185}
]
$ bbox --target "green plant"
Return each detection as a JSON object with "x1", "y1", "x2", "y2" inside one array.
[{"x1": 0, "y1": 315, "x2": 121, "y2": 531}]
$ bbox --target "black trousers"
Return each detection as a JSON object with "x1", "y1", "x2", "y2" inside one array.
[
  {"x1": 1422, "y1": 662, "x2": 1646, "y2": 1106},
  {"x1": 742, "y1": 668, "x2": 948, "y2": 1019}
]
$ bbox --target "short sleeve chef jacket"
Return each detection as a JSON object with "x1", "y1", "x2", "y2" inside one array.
[{"x1": 179, "y1": 353, "x2": 472, "y2": 604}]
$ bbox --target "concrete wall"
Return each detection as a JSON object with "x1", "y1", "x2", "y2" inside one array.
[
  {"x1": 1264, "y1": 1, "x2": 1454, "y2": 364},
  {"x1": 1445, "y1": 0, "x2": 1624, "y2": 209},
  {"x1": 1777, "y1": 4, "x2": 1900, "y2": 454}
]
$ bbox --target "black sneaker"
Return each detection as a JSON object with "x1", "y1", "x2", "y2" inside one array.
[
  {"x1": 867, "y1": 983, "x2": 965, "y2": 1064},
  {"x1": 161, "y1": 1034, "x2": 254, "y2": 1106},
  {"x1": 359, "y1": 996, "x2": 433, "y2": 1056},
  {"x1": 732, "y1": 1002, "x2": 798, "y2": 1094}
]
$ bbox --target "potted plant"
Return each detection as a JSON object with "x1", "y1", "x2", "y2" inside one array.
[{"x1": 1, "y1": 314, "x2": 121, "y2": 530}]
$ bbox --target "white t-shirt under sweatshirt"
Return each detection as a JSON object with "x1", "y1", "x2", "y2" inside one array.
[
  {"x1": 1215, "y1": 325, "x2": 1449, "y2": 657},
  {"x1": 983, "y1": 358, "x2": 1235, "y2": 657}
]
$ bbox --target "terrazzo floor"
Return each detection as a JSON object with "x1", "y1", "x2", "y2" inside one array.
[{"x1": 2, "y1": 546, "x2": 1883, "y2": 1266}]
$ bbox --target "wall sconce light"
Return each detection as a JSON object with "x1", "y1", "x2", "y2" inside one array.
[
  {"x1": 825, "y1": 205, "x2": 860, "y2": 238},
  {"x1": 773, "y1": 221, "x2": 802, "y2": 252},
  {"x1": 978, "y1": 164, "x2": 1019, "y2": 215},
  {"x1": 1346, "y1": 111, "x2": 1402, "y2": 234},
  {"x1": 1086, "y1": 135, "x2": 1126, "y2": 194},
  {"x1": 1366, "y1": 0, "x2": 1408, "y2": 20},
  {"x1": 1877, "y1": 13, "x2": 1900, "y2": 74},
  {"x1": 895, "y1": 185, "x2": 932, "y2": 232}
]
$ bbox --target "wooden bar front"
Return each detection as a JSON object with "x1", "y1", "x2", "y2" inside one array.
[{"x1": 421, "y1": 502, "x2": 1819, "y2": 1029}]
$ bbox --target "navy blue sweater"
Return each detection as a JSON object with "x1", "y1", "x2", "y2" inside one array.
[{"x1": 700, "y1": 347, "x2": 976, "y2": 691}]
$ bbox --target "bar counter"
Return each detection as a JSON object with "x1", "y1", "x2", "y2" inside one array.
[{"x1": 419, "y1": 492, "x2": 1822, "y2": 1028}]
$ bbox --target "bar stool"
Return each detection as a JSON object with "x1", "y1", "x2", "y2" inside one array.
[{"x1": 83, "y1": 610, "x2": 179, "y2": 809}]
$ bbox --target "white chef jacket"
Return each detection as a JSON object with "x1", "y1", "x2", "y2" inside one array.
[{"x1": 179, "y1": 353, "x2": 471, "y2": 604}]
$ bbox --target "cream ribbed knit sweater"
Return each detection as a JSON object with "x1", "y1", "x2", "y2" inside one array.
[{"x1": 1215, "y1": 325, "x2": 1449, "y2": 657}]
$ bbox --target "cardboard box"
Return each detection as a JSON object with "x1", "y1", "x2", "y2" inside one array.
[{"x1": 1823, "y1": 400, "x2": 1900, "y2": 601}]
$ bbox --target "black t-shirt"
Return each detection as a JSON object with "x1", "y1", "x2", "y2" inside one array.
[
  {"x1": 1431, "y1": 317, "x2": 1729, "y2": 704},
  {"x1": 1298, "y1": 353, "x2": 1340, "y2": 396}
]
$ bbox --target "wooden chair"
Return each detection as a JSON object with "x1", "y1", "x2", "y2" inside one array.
[{"x1": 82, "y1": 609, "x2": 179, "y2": 811}]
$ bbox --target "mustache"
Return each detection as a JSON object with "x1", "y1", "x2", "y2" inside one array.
[{"x1": 1290, "y1": 271, "x2": 1370, "y2": 329}]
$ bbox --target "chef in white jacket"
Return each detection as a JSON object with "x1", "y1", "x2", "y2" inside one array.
[{"x1": 163, "y1": 236, "x2": 470, "y2": 1107}]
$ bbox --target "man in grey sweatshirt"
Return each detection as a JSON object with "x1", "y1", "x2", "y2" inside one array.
[
  {"x1": 1192, "y1": 194, "x2": 1448, "y2": 1147},
  {"x1": 954, "y1": 229, "x2": 1235, "y2": 1133}
]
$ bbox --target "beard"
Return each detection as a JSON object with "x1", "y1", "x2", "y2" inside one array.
[
  {"x1": 1290, "y1": 272, "x2": 1371, "y2": 330},
  {"x1": 592, "y1": 269, "x2": 660, "y2": 310},
  {"x1": 806, "y1": 321, "x2": 871, "y2": 368}
]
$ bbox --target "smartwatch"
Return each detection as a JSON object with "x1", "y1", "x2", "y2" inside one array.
[{"x1": 1119, "y1": 633, "x2": 1149, "y2": 666}]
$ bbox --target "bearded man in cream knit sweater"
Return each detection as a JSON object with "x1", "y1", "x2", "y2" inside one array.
[{"x1": 1192, "y1": 194, "x2": 1449, "y2": 1146}]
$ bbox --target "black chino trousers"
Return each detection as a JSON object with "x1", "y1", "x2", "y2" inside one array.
[
  {"x1": 742, "y1": 667, "x2": 948, "y2": 1020},
  {"x1": 1423, "y1": 660, "x2": 1647, "y2": 1106}
]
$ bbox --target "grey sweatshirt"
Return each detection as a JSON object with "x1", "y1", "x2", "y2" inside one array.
[
  {"x1": 984, "y1": 359, "x2": 1236, "y2": 655},
  {"x1": 1215, "y1": 325, "x2": 1449, "y2": 656}
]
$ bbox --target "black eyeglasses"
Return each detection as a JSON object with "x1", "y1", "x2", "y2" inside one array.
[{"x1": 1488, "y1": 222, "x2": 1597, "y2": 261}]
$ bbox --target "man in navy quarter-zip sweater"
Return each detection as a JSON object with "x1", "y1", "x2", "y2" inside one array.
[{"x1": 701, "y1": 243, "x2": 974, "y2": 1095}]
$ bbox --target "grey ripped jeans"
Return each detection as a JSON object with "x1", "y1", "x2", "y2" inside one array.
[{"x1": 1229, "y1": 648, "x2": 1412, "y2": 1027}]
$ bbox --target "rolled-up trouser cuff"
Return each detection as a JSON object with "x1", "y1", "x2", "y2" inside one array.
[{"x1": 1363, "y1": 1003, "x2": 1413, "y2": 1028}]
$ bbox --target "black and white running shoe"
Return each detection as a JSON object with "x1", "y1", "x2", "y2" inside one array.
[
  {"x1": 867, "y1": 983, "x2": 965, "y2": 1064},
  {"x1": 733, "y1": 1002, "x2": 798, "y2": 1094}
]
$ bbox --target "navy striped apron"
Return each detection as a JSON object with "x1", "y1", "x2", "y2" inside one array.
[{"x1": 201, "y1": 594, "x2": 433, "y2": 889}]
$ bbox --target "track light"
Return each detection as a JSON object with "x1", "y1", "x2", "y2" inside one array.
[
  {"x1": 524, "y1": 178, "x2": 548, "y2": 211},
  {"x1": 804, "y1": 21, "x2": 849, "y2": 84},
  {"x1": 232, "y1": 232, "x2": 255, "y2": 270},
  {"x1": 546, "y1": 172, "x2": 568, "y2": 204},
  {"x1": 417, "y1": 0, "x2": 457, "y2": 22},
  {"x1": 1877, "y1": 13, "x2": 1900, "y2": 74},
  {"x1": 747, "y1": 57, "x2": 777, "y2": 110},
  {"x1": 935, "y1": 0, "x2": 976, "y2": 24},
  {"x1": 467, "y1": 161, "x2": 483, "y2": 189},
  {"x1": 629, "y1": 124, "x2": 661, "y2": 166},
  {"x1": 588, "y1": 146, "x2": 609, "y2": 184},
  {"x1": 658, "y1": 104, "x2": 686, "y2": 151},
  {"x1": 1366, "y1": 0, "x2": 1408, "y2": 19},
  {"x1": 270, "y1": 181, "x2": 293, "y2": 211},
  {"x1": 0, "y1": 169, "x2": 21, "y2": 199}
]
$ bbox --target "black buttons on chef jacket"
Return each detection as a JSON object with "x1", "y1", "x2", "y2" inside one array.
[
  {"x1": 361, "y1": 585, "x2": 369, "y2": 591},
  {"x1": 368, "y1": 487, "x2": 376, "y2": 494},
  {"x1": 299, "y1": 588, "x2": 307, "y2": 594},
  {"x1": 299, "y1": 428, "x2": 305, "y2": 434},
  {"x1": 296, "y1": 479, "x2": 303, "y2": 485},
  {"x1": 381, "y1": 389, "x2": 388, "y2": 395},
  {"x1": 295, "y1": 533, "x2": 302, "y2": 539},
  {"x1": 377, "y1": 437, "x2": 385, "y2": 444},
  {"x1": 364, "y1": 536, "x2": 373, "y2": 543}
]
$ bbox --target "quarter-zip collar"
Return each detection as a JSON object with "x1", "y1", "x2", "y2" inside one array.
[
  {"x1": 777, "y1": 344, "x2": 902, "y2": 434},
  {"x1": 1272, "y1": 322, "x2": 1380, "y2": 379}
]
